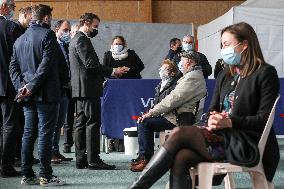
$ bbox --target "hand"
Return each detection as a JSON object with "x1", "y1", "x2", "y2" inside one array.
[
  {"x1": 207, "y1": 111, "x2": 232, "y2": 131},
  {"x1": 16, "y1": 85, "x2": 32, "y2": 100},
  {"x1": 137, "y1": 112, "x2": 151, "y2": 123},
  {"x1": 114, "y1": 66, "x2": 130, "y2": 77}
]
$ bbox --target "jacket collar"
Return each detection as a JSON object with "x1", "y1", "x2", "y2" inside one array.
[
  {"x1": 30, "y1": 20, "x2": 51, "y2": 29},
  {"x1": 0, "y1": 15, "x2": 7, "y2": 20},
  {"x1": 157, "y1": 77, "x2": 177, "y2": 94}
]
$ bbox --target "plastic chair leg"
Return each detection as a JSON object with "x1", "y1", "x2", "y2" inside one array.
[
  {"x1": 189, "y1": 168, "x2": 197, "y2": 188},
  {"x1": 198, "y1": 164, "x2": 214, "y2": 189},
  {"x1": 250, "y1": 172, "x2": 269, "y2": 189},
  {"x1": 224, "y1": 173, "x2": 235, "y2": 189}
]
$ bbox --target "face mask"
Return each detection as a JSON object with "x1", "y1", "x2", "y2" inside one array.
[
  {"x1": 221, "y1": 43, "x2": 241, "y2": 66},
  {"x1": 6, "y1": 9, "x2": 14, "y2": 20},
  {"x1": 182, "y1": 43, "x2": 193, "y2": 51},
  {"x1": 89, "y1": 28, "x2": 98, "y2": 38},
  {"x1": 178, "y1": 61, "x2": 185, "y2": 74},
  {"x1": 60, "y1": 32, "x2": 71, "y2": 43},
  {"x1": 112, "y1": 45, "x2": 124, "y2": 53},
  {"x1": 159, "y1": 67, "x2": 170, "y2": 81},
  {"x1": 176, "y1": 47, "x2": 182, "y2": 52}
]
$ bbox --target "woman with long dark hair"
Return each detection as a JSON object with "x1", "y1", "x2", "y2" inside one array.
[{"x1": 128, "y1": 22, "x2": 280, "y2": 189}]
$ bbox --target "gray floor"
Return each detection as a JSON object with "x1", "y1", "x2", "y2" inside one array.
[{"x1": 0, "y1": 138, "x2": 283, "y2": 189}]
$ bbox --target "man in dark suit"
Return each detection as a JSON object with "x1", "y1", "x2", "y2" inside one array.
[
  {"x1": 0, "y1": 0, "x2": 22, "y2": 177},
  {"x1": 9, "y1": 4, "x2": 68, "y2": 186},
  {"x1": 69, "y1": 12, "x2": 128, "y2": 170}
]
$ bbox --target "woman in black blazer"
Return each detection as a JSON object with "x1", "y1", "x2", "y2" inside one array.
[{"x1": 128, "y1": 22, "x2": 280, "y2": 189}]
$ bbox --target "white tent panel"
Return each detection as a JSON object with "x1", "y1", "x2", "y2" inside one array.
[{"x1": 197, "y1": 0, "x2": 284, "y2": 78}]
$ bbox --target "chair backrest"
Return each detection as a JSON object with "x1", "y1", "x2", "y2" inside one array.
[{"x1": 258, "y1": 95, "x2": 280, "y2": 159}]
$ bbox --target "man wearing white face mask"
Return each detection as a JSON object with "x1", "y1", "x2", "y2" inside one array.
[
  {"x1": 0, "y1": 0, "x2": 22, "y2": 177},
  {"x1": 173, "y1": 35, "x2": 212, "y2": 78},
  {"x1": 130, "y1": 55, "x2": 207, "y2": 172},
  {"x1": 51, "y1": 20, "x2": 73, "y2": 163}
]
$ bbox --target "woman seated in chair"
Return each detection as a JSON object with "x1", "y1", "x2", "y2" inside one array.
[
  {"x1": 129, "y1": 22, "x2": 280, "y2": 189},
  {"x1": 130, "y1": 53, "x2": 207, "y2": 172}
]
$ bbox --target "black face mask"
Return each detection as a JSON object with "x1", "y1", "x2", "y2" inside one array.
[
  {"x1": 176, "y1": 47, "x2": 182, "y2": 52},
  {"x1": 89, "y1": 29, "x2": 98, "y2": 38}
]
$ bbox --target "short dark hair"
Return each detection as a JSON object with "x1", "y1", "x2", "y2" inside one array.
[
  {"x1": 54, "y1": 20, "x2": 70, "y2": 29},
  {"x1": 169, "y1": 38, "x2": 180, "y2": 47},
  {"x1": 79, "y1": 13, "x2": 100, "y2": 27},
  {"x1": 19, "y1": 6, "x2": 32, "y2": 15},
  {"x1": 32, "y1": 4, "x2": 53, "y2": 21}
]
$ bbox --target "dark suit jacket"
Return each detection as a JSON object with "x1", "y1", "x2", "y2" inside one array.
[
  {"x1": 0, "y1": 16, "x2": 22, "y2": 98},
  {"x1": 9, "y1": 22, "x2": 69, "y2": 103},
  {"x1": 209, "y1": 63, "x2": 280, "y2": 181},
  {"x1": 69, "y1": 31, "x2": 113, "y2": 98}
]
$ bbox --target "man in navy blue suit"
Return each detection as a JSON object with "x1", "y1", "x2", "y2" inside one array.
[{"x1": 9, "y1": 4, "x2": 69, "y2": 186}]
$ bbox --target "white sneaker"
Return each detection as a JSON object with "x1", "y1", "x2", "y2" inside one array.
[
  {"x1": 21, "y1": 176, "x2": 40, "y2": 185},
  {"x1": 39, "y1": 175, "x2": 65, "y2": 186}
]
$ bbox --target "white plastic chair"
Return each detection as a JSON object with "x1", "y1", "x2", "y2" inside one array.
[{"x1": 189, "y1": 95, "x2": 280, "y2": 189}]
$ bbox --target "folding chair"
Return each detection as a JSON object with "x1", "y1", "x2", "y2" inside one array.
[{"x1": 189, "y1": 95, "x2": 280, "y2": 189}]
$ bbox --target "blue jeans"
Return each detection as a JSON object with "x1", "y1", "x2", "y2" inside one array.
[
  {"x1": 21, "y1": 102, "x2": 59, "y2": 178},
  {"x1": 52, "y1": 96, "x2": 69, "y2": 154},
  {"x1": 138, "y1": 116, "x2": 176, "y2": 158}
]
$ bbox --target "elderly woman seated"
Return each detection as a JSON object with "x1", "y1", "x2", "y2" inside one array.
[{"x1": 130, "y1": 51, "x2": 207, "y2": 172}]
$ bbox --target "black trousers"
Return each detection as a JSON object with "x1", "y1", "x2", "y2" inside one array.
[
  {"x1": 0, "y1": 97, "x2": 18, "y2": 167},
  {"x1": 64, "y1": 98, "x2": 74, "y2": 148},
  {"x1": 74, "y1": 98, "x2": 101, "y2": 164}
]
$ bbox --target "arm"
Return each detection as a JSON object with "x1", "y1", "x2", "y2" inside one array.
[
  {"x1": 149, "y1": 72, "x2": 206, "y2": 116},
  {"x1": 57, "y1": 43, "x2": 70, "y2": 86},
  {"x1": 230, "y1": 66, "x2": 279, "y2": 132},
  {"x1": 199, "y1": 52, "x2": 212, "y2": 78},
  {"x1": 9, "y1": 44, "x2": 25, "y2": 92},
  {"x1": 76, "y1": 36, "x2": 113, "y2": 76},
  {"x1": 132, "y1": 50, "x2": 144, "y2": 72}
]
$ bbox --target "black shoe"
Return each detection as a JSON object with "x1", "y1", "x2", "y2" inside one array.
[
  {"x1": 88, "y1": 159, "x2": 116, "y2": 170},
  {"x1": 1, "y1": 166, "x2": 21, "y2": 177},
  {"x1": 63, "y1": 146, "x2": 71, "y2": 153}
]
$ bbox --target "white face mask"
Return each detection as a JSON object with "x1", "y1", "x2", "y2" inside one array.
[
  {"x1": 112, "y1": 45, "x2": 124, "y2": 53},
  {"x1": 182, "y1": 42, "x2": 193, "y2": 51},
  {"x1": 178, "y1": 61, "x2": 185, "y2": 74},
  {"x1": 159, "y1": 67, "x2": 170, "y2": 81}
]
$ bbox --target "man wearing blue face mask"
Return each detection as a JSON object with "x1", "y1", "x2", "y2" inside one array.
[
  {"x1": 51, "y1": 20, "x2": 73, "y2": 163},
  {"x1": 173, "y1": 35, "x2": 212, "y2": 78},
  {"x1": 0, "y1": 0, "x2": 22, "y2": 177}
]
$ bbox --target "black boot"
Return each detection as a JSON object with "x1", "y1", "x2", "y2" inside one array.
[
  {"x1": 169, "y1": 172, "x2": 192, "y2": 189},
  {"x1": 128, "y1": 147, "x2": 173, "y2": 189}
]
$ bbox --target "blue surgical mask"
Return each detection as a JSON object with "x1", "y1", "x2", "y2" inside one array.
[
  {"x1": 221, "y1": 43, "x2": 242, "y2": 65},
  {"x1": 178, "y1": 61, "x2": 185, "y2": 74},
  {"x1": 6, "y1": 10, "x2": 14, "y2": 20},
  {"x1": 159, "y1": 67, "x2": 170, "y2": 81},
  {"x1": 60, "y1": 32, "x2": 71, "y2": 43},
  {"x1": 113, "y1": 45, "x2": 124, "y2": 53},
  {"x1": 182, "y1": 42, "x2": 193, "y2": 51}
]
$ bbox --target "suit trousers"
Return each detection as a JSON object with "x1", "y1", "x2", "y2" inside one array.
[
  {"x1": 0, "y1": 97, "x2": 18, "y2": 168},
  {"x1": 74, "y1": 98, "x2": 101, "y2": 164}
]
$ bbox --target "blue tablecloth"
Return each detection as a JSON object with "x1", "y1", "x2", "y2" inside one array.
[{"x1": 101, "y1": 79, "x2": 284, "y2": 139}]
